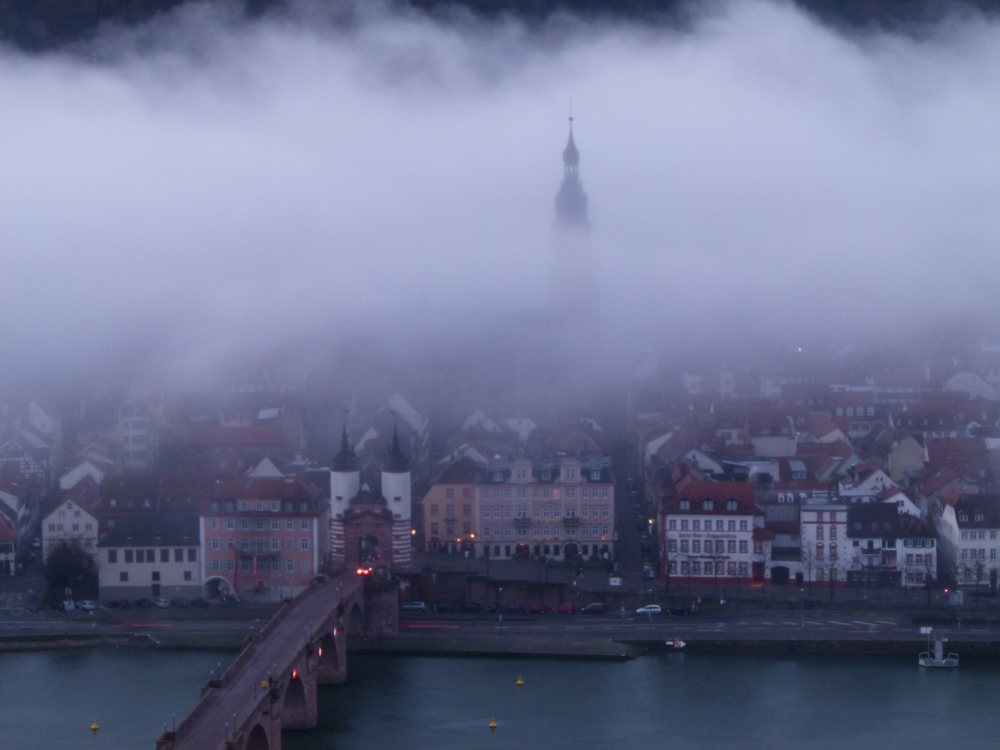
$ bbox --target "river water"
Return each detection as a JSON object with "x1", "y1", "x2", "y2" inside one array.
[{"x1": 2, "y1": 648, "x2": 999, "y2": 749}]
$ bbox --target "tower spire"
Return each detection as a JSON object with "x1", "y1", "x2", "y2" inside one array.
[{"x1": 555, "y1": 115, "x2": 587, "y2": 226}]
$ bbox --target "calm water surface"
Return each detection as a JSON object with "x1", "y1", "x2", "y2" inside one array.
[{"x1": 3, "y1": 648, "x2": 999, "y2": 749}]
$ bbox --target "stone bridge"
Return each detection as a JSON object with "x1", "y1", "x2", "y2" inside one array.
[{"x1": 155, "y1": 573, "x2": 398, "y2": 750}]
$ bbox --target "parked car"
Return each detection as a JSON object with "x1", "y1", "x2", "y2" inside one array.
[
  {"x1": 152, "y1": 597, "x2": 170, "y2": 608},
  {"x1": 190, "y1": 598, "x2": 210, "y2": 608},
  {"x1": 525, "y1": 604, "x2": 548, "y2": 614},
  {"x1": 551, "y1": 603, "x2": 574, "y2": 614},
  {"x1": 434, "y1": 603, "x2": 457, "y2": 613},
  {"x1": 50, "y1": 601, "x2": 72, "y2": 612},
  {"x1": 670, "y1": 606, "x2": 692, "y2": 616},
  {"x1": 76, "y1": 600, "x2": 96, "y2": 612},
  {"x1": 106, "y1": 598, "x2": 131, "y2": 610},
  {"x1": 133, "y1": 598, "x2": 155, "y2": 609},
  {"x1": 401, "y1": 601, "x2": 428, "y2": 612},
  {"x1": 459, "y1": 602, "x2": 481, "y2": 613},
  {"x1": 486, "y1": 602, "x2": 501, "y2": 614},
  {"x1": 170, "y1": 598, "x2": 190, "y2": 608},
  {"x1": 636, "y1": 604, "x2": 662, "y2": 616},
  {"x1": 503, "y1": 603, "x2": 526, "y2": 614},
  {"x1": 580, "y1": 603, "x2": 606, "y2": 614}
]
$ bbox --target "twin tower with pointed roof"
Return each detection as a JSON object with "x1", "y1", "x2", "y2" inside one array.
[{"x1": 329, "y1": 424, "x2": 412, "y2": 571}]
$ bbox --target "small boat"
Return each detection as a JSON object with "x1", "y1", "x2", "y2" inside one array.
[
  {"x1": 919, "y1": 638, "x2": 958, "y2": 669},
  {"x1": 666, "y1": 639, "x2": 686, "y2": 650}
]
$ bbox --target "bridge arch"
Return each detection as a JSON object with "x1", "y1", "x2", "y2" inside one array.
[
  {"x1": 245, "y1": 724, "x2": 270, "y2": 750},
  {"x1": 346, "y1": 602, "x2": 365, "y2": 636},
  {"x1": 319, "y1": 633, "x2": 339, "y2": 670},
  {"x1": 283, "y1": 673, "x2": 307, "y2": 713}
]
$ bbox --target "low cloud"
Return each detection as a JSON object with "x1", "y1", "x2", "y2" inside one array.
[{"x1": 1, "y1": 0, "x2": 998, "y2": 385}]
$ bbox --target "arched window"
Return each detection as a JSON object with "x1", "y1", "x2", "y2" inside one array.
[
  {"x1": 816, "y1": 543, "x2": 824, "y2": 561},
  {"x1": 830, "y1": 543, "x2": 838, "y2": 560}
]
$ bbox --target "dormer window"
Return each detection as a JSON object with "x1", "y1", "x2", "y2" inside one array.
[
  {"x1": 726, "y1": 500, "x2": 737, "y2": 511},
  {"x1": 975, "y1": 513, "x2": 984, "y2": 522},
  {"x1": 542, "y1": 471, "x2": 551, "y2": 481},
  {"x1": 591, "y1": 471, "x2": 600, "y2": 481},
  {"x1": 515, "y1": 470, "x2": 527, "y2": 480},
  {"x1": 679, "y1": 500, "x2": 691, "y2": 510},
  {"x1": 702, "y1": 500, "x2": 714, "y2": 511},
  {"x1": 493, "y1": 472, "x2": 502, "y2": 482},
  {"x1": 566, "y1": 469, "x2": 576, "y2": 479},
  {"x1": 959, "y1": 514, "x2": 969, "y2": 523}
]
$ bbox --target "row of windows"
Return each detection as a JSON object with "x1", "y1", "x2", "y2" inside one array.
[
  {"x1": 671, "y1": 560, "x2": 749, "y2": 577},
  {"x1": 428, "y1": 522, "x2": 473, "y2": 535},
  {"x1": 904, "y1": 554, "x2": 932, "y2": 566},
  {"x1": 209, "y1": 518, "x2": 311, "y2": 531},
  {"x1": 108, "y1": 548, "x2": 197, "y2": 564},
  {"x1": 208, "y1": 500, "x2": 312, "y2": 514},
  {"x1": 815, "y1": 543, "x2": 837, "y2": 561},
  {"x1": 669, "y1": 539, "x2": 749, "y2": 555},
  {"x1": 56, "y1": 509, "x2": 83, "y2": 519},
  {"x1": 480, "y1": 525, "x2": 610, "y2": 539},
  {"x1": 961, "y1": 530, "x2": 997, "y2": 540},
  {"x1": 961, "y1": 548, "x2": 995, "y2": 560},
  {"x1": 491, "y1": 469, "x2": 603, "y2": 483},
  {"x1": 836, "y1": 406, "x2": 875, "y2": 417},
  {"x1": 480, "y1": 505, "x2": 610, "y2": 520},
  {"x1": 814, "y1": 526, "x2": 838, "y2": 540},
  {"x1": 677, "y1": 499, "x2": 740, "y2": 511},
  {"x1": 481, "y1": 487, "x2": 610, "y2": 501},
  {"x1": 668, "y1": 519, "x2": 748, "y2": 532},
  {"x1": 429, "y1": 504, "x2": 471, "y2": 517},
  {"x1": 48, "y1": 523, "x2": 93, "y2": 533},
  {"x1": 208, "y1": 538, "x2": 310, "y2": 551},
  {"x1": 444, "y1": 487, "x2": 472, "y2": 499},
  {"x1": 209, "y1": 558, "x2": 309, "y2": 573},
  {"x1": 118, "y1": 570, "x2": 193, "y2": 583},
  {"x1": 808, "y1": 512, "x2": 844, "y2": 523},
  {"x1": 902, "y1": 538, "x2": 935, "y2": 547}
]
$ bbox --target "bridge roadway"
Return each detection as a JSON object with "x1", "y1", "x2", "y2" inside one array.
[{"x1": 156, "y1": 572, "x2": 398, "y2": 750}]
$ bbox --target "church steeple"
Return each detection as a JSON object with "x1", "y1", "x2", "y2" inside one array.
[{"x1": 555, "y1": 117, "x2": 588, "y2": 227}]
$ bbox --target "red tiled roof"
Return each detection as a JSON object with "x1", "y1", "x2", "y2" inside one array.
[{"x1": 207, "y1": 476, "x2": 321, "y2": 503}]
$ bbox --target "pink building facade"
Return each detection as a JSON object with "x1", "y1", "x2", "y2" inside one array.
[{"x1": 200, "y1": 476, "x2": 329, "y2": 600}]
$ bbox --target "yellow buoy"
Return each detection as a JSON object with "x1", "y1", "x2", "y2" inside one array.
[
  {"x1": 91, "y1": 720, "x2": 99, "y2": 731},
  {"x1": 516, "y1": 675, "x2": 524, "y2": 687},
  {"x1": 489, "y1": 717, "x2": 498, "y2": 731},
  {"x1": 261, "y1": 680, "x2": 268, "y2": 688}
]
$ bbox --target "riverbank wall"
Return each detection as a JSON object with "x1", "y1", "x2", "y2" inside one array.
[{"x1": 6, "y1": 628, "x2": 1000, "y2": 661}]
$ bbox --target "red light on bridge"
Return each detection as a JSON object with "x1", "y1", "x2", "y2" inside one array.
[
  {"x1": 355, "y1": 567, "x2": 371, "y2": 576},
  {"x1": 292, "y1": 669, "x2": 298, "y2": 680},
  {"x1": 318, "y1": 647, "x2": 322, "y2": 657}
]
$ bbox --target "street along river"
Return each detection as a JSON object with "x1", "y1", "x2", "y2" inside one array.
[{"x1": 3, "y1": 648, "x2": 1000, "y2": 749}]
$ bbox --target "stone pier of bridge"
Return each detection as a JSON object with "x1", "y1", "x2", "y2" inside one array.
[{"x1": 155, "y1": 573, "x2": 398, "y2": 750}]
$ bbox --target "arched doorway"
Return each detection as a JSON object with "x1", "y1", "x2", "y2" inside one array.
[
  {"x1": 359, "y1": 535, "x2": 381, "y2": 565},
  {"x1": 513, "y1": 543, "x2": 530, "y2": 560},
  {"x1": 771, "y1": 566, "x2": 790, "y2": 586},
  {"x1": 245, "y1": 724, "x2": 269, "y2": 750},
  {"x1": 283, "y1": 673, "x2": 306, "y2": 712},
  {"x1": 204, "y1": 576, "x2": 231, "y2": 599},
  {"x1": 563, "y1": 542, "x2": 580, "y2": 560}
]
